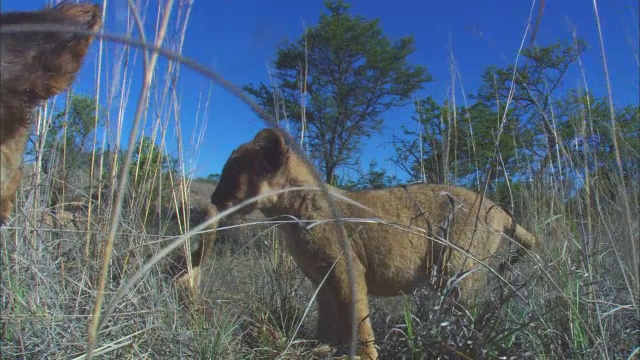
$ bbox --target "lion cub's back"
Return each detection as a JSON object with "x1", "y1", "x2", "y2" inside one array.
[
  {"x1": 346, "y1": 183, "x2": 489, "y2": 222},
  {"x1": 342, "y1": 184, "x2": 475, "y2": 294}
]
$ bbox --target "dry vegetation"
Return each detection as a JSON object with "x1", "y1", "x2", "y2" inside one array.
[{"x1": 1, "y1": 1, "x2": 638, "y2": 360}]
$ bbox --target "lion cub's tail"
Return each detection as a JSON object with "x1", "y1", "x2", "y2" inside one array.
[
  {"x1": 507, "y1": 222, "x2": 539, "y2": 265},
  {"x1": 513, "y1": 223, "x2": 538, "y2": 251},
  {"x1": 491, "y1": 202, "x2": 539, "y2": 264}
]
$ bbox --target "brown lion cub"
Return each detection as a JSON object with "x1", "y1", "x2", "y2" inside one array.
[
  {"x1": 0, "y1": 3, "x2": 102, "y2": 226},
  {"x1": 210, "y1": 128, "x2": 538, "y2": 359}
]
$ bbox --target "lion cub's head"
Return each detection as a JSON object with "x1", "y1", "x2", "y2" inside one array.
[
  {"x1": 211, "y1": 128, "x2": 293, "y2": 214},
  {"x1": 1, "y1": 3, "x2": 102, "y2": 141}
]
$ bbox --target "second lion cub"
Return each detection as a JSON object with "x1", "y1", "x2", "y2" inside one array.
[{"x1": 210, "y1": 127, "x2": 538, "y2": 359}]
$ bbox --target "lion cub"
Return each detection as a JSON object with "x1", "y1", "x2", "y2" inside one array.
[
  {"x1": 210, "y1": 128, "x2": 538, "y2": 359},
  {"x1": 0, "y1": 3, "x2": 101, "y2": 226}
]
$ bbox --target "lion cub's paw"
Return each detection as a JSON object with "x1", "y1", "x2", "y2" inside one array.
[{"x1": 175, "y1": 266, "x2": 202, "y2": 302}]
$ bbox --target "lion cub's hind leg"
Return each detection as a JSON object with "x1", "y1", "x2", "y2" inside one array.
[{"x1": 446, "y1": 266, "x2": 489, "y2": 308}]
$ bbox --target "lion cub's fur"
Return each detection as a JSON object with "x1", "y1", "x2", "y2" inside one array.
[
  {"x1": 210, "y1": 128, "x2": 539, "y2": 359},
  {"x1": 0, "y1": 3, "x2": 101, "y2": 226}
]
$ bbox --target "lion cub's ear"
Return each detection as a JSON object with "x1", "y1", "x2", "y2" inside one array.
[{"x1": 253, "y1": 128, "x2": 289, "y2": 174}]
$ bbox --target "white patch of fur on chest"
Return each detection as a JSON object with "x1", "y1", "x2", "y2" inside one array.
[{"x1": 257, "y1": 181, "x2": 279, "y2": 207}]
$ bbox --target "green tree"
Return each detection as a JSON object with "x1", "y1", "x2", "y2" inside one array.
[
  {"x1": 391, "y1": 97, "x2": 447, "y2": 183},
  {"x1": 206, "y1": 173, "x2": 221, "y2": 184},
  {"x1": 392, "y1": 97, "x2": 521, "y2": 188},
  {"x1": 42, "y1": 94, "x2": 101, "y2": 173},
  {"x1": 475, "y1": 40, "x2": 587, "y2": 177},
  {"x1": 130, "y1": 136, "x2": 178, "y2": 208},
  {"x1": 33, "y1": 94, "x2": 102, "y2": 207},
  {"x1": 457, "y1": 101, "x2": 523, "y2": 186},
  {"x1": 338, "y1": 160, "x2": 398, "y2": 190},
  {"x1": 244, "y1": 0, "x2": 431, "y2": 184},
  {"x1": 124, "y1": 137, "x2": 180, "y2": 227},
  {"x1": 556, "y1": 91, "x2": 639, "y2": 188},
  {"x1": 130, "y1": 136, "x2": 178, "y2": 194}
]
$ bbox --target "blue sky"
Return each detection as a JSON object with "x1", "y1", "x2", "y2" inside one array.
[{"x1": 3, "y1": 0, "x2": 639, "y2": 180}]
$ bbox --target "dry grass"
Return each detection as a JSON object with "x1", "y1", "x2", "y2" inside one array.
[
  {"x1": 1, "y1": 0, "x2": 638, "y2": 359},
  {"x1": 2, "y1": 178, "x2": 636, "y2": 359}
]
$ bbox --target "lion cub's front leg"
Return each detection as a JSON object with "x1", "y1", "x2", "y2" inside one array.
[
  {"x1": 316, "y1": 254, "x2": 378, "y2": 359},
  {"x1": 316, "y1": 287, "x2": 339, "y2": 344}
]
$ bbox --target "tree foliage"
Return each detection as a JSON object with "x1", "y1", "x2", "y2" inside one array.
[
  {"x1": 555, "y1": 91, "x2": 640, "y2": 187},
  {"x1": 337, "y1": 160, "x2": 398, "y2": 191},
  {"x1": 475, "y1": 40, "x2": 587, "y2": 175},
  {"x1": 206, "y1": 173, "x2": 221, "y2": 184},
  {"x1": 392, "y1": 38, "x2": 638, "y2": 206},
  {"x1": 392, "y1": 97, "x2": 520, "y2": 188},
  {"x1": 244, "y1": 0, "x2": 431, "y2": 184},
  {"x1": 130, "y1": 136, "x2": 178, "y2": 194},
  {"x1": 42, "y1": 94, "x2": 101, "y2": 173}
]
